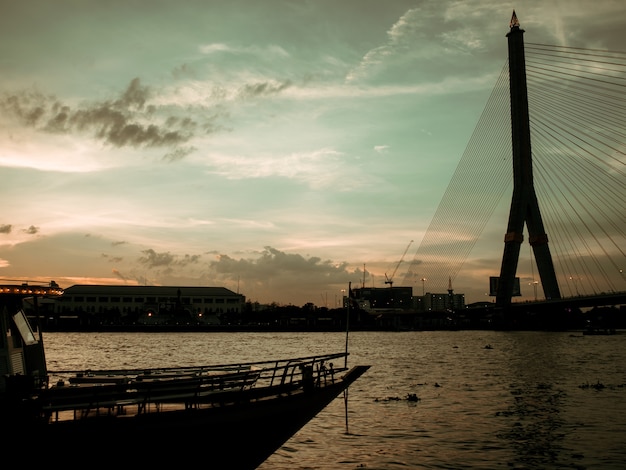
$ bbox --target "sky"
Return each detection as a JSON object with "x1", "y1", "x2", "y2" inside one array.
[{"x1": 0, "y1": 0, "x2": 623, "y2": 306}]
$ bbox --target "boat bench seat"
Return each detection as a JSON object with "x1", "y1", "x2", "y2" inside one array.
[
  {"x1": 135, "y1": 370, "x2": 261, "y2": 404},
  {"x1": 50, "y1": 370, "x2": 263, "y2": 407},
  {"x1": 39, "y1": 369, "x2": 262, "y2": 417},
  {"x1": 39, "y1": 383, "x2": 141, "y2": 415}
]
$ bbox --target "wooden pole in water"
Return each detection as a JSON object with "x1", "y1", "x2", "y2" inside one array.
[
  {"x1": 345, "y1": 281, "x2": 351, "y2": 369},
  {"x1": 344, "y1": 387, "x2": 350, "y2": 435},
  {"x1": 344, "y1": 281, "x2": 351, "y2": 434}
]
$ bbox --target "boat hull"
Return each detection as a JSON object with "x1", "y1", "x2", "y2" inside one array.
[{"x1": 9, "y1": 365, "x2": 369, "y2": 469}]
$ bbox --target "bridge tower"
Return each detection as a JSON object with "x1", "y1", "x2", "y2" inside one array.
[{"x1": 495, "y1": 12, "x2": 561, "y2": 309}]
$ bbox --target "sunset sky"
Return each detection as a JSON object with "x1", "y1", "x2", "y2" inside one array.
[{"x1": 1, "y1": 1, "x2": 623, "y2": 306}]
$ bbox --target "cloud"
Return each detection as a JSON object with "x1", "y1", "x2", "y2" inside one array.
[
  {"x1": 199, "y1": 43, "x2": 290, "y2": 59},
  {"x1": 100, "y1": 246, "x2": 365, "y2": 304},
  {"x1": 162, "y1": 146, "x2": 196, "y2": 162},
  {"x1": 238, "y1": 80, "x2": 293, "y2": 99},
  {"x1": 138, "y1": 249, "x2": 177, "y2": 268},
  {"x1": 205, "y1": 246, "x2": 370, "y2": 304},
  {"x1": 199, "y1": 43, "x2": 232, "y2": 54},
  {"x1": 210, "y1": 246, "x2": 356, "y2": 283},
  {"x1": 345, "y1": 7, "x2": 421, "y2": 83},
  {"x1": 161, "y1": 78, "x2": 295, "y2": 108},
  {"x1": 22, "y1": 226, "x2": 39, "y2": 235},
  {"x1": 138, "y1": 249, "x2": 201, "y2": 269},
  {"x1": 112, "y1": 269, "x2": 129, "y2": 282},
  {"x1": 117, "y1": 76, "x2": 150, "y2": 109},
  {"x1": 0, "y1": 78, "x2": 212, "y2": 158},
  {"x1": 345, "y1": 2, "x2": 501, "y2": 85},
  {"x1": 0, "y1": 225, "x2": 12, "y2": 234},
  {"x1": 172, "y1": 63, "x2": 196, "y2": 80},
  {"x1": 204, "y1": 147, "x2": 362, "y2": 189}
]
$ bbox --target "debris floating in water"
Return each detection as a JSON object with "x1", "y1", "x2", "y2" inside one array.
[
  {"x1": 579, "y1": 380, "x2": 605, "y2": 390},
  {"x1": 374, "y1": 393, "x2": 420, "y2": 402}
]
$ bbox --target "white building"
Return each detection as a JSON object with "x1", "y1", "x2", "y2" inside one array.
[
  {"x1": 53, "y1": 285, "x2": 245, "y2": 326},
  {"x1": 418, "y1": 292, "x2": 465, "y2": 312}
]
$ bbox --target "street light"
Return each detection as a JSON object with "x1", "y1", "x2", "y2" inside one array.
[{"x1": 420, "y1": 278, "x2": 427, "y2": 296}]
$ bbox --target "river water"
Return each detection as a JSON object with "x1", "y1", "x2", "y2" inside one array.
[{"x1": 42, "y1": 330, "x2": 626, "y2": 469}]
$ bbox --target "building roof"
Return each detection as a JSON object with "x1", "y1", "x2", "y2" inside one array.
[{"x1": 63, "y1": 285, "x2": 241, "y2": 297}]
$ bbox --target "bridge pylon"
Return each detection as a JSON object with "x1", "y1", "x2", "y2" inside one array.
[{"x1": 495, "y1": 12, "x2": 561, "y2": 310}]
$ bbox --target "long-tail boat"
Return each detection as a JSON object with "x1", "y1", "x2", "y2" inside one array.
[{"x1": 0, "y1": 283, "x2": 369, "y2": 468}]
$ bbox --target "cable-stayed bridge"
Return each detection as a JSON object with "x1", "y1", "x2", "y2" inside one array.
[{"x1": 401, "y1": 13, "x2": 625, "y2": 314}]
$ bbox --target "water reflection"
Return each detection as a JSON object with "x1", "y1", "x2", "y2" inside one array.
[
  {"x1": 497, "y1": 382, "x2": 568, "y2": 468},
  {"x1": 496, "y1": 333, "x2": 585, "y2": 469}
]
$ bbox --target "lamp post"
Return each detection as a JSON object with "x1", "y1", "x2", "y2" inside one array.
[{"x1": 421, "y1": 278, "x2": 426, "y2": 296}]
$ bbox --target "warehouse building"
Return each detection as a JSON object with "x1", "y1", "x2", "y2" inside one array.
[{"x1": 51, "y1": 285, "x2": 245, "y2": 327}]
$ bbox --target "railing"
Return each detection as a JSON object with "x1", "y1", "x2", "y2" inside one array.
[{"x1": 40, "y1": 352, "x2": 349, "y2": 421}]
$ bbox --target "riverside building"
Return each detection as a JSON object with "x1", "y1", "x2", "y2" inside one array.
[{"x1": 50, "y1": 285, "x2": 245, "y2": 327}]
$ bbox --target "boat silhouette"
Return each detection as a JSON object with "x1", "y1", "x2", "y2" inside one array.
[{"x1": 1, "y1": 283, "x2": 369, "y2": 468}]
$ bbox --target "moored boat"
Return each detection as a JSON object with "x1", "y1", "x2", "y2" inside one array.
[{"x1": 1, "y1": 283, "x2": 369, "y2": 468}]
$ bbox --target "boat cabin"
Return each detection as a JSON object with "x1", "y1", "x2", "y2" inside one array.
[{"x1": 0, "y1": 283, "x2": 63, "y2": 395}]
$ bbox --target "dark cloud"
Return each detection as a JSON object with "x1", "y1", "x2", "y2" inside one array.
[
  {"x1": 139, "y1": 249, "x2": 176, "y2": 268},
  {"x1": 162, "y1": 146, "x2": 196, "y2": 162},
  {"x1": 204, "y1": 246, "x2": 369, "y2": 304},
  {"x1": 0, "y1": 78, "x2": 213, "y2": 158},
  {"x1": 2, "y1": 91, "x2": 48, "y2": 125},
  {"x1": 45, "y1": 107, "x2": 70, "y2": 132},
  {"x1": 112, "y1": 269, "x2": 128, "y2": 282},
  {"x1": 238, "y1": 80, "x2": 293, "y2": 99},
  {"x1": 181, "y1": 254, "x2": 202, "y2": 264},
  {"x1": 23, "y1": 226, "x2": 39, "y2": 235},
  {"x1": 0, "y1": 224, "x2": 12, "y2": 234},
  {"x1": 67, "y1": 78, "x2": 192, "y2": 148},
  {"x1": 138, "y1": 249, "x2": 201, "y2": 268},
  {"x1": 210, "y1": 246, "x2": 358, "y2": 284},
  {"x1": 116, "y1": 77, "x2": 149, "y2": 109}
]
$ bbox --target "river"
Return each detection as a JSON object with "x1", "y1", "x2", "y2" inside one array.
[{"x1": 41, "y1": 330, "x2": 626, "y2": 469}]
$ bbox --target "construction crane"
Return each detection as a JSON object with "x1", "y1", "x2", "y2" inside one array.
[{"x1": 384, "y1": 240, "x2": 413, "y2": 288}]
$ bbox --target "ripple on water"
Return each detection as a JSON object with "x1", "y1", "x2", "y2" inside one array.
[{"x1": 42, "y1": 330, "x2": 626, "y2": 470}]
